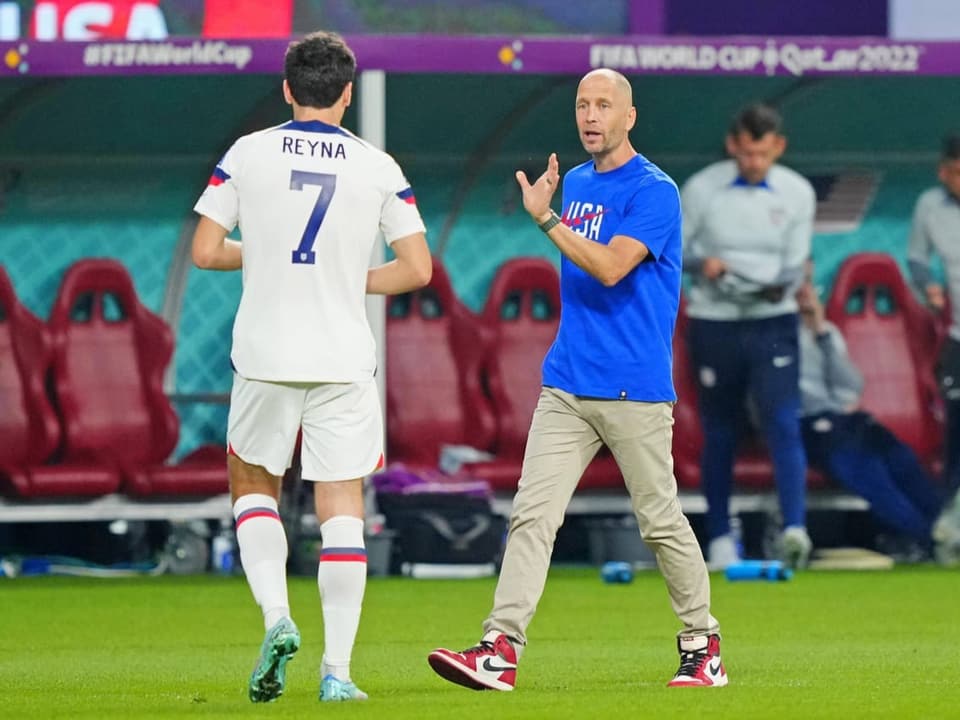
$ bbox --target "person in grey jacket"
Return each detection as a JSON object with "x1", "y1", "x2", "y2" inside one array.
[
  {"x1": 797, "y1": 262, "x2": 949, "y2": 558},
  {"x1": 681, "y1": 103, "x2": 813, "y2": 570},
  {"x1": 907, "y1": 135, "x2": 960, "y2": 549}
]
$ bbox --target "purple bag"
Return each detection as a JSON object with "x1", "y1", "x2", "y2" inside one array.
[{"x1": 371, "y1": 463, "x2": 491, "y2": 499}]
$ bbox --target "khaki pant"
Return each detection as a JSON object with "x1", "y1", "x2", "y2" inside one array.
[{"x1": 483, "y1": 387, "x2": 719, "y2": 646}]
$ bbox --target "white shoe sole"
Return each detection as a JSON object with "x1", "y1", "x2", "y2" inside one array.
[
  {"x1": 668, "y1": 673, "x2": 729, "y2": 688},
  {"x1": 427, "y1": 651, "x2": 514, "y2": 691}
]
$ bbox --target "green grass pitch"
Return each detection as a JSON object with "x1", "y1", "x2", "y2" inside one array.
[{"x1": 2, "y1": 566, "x2": 958, "y2": 719}]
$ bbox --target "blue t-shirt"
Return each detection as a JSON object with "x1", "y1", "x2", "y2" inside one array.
[{"x1": 541, "y1": 154, "x2": 681, "y2": 401}]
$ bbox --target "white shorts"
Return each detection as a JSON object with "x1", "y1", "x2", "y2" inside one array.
[{"x1": 227, "y1": 375, "x2": 384, "y2": 481}]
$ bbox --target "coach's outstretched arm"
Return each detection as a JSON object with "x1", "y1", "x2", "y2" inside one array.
[
  {"x1": 366, "y1": 232, "x2": 432, "y2": 294},
  {"x1": 191, "y1": 215, "x2": 242, "y2": 270},
  {"x1": 517, "y1": 153, "x2": 650, "y2": 288}
]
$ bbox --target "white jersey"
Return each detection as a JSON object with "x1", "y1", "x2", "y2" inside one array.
[{"x1": 194, "y1": 119, "x2": 426, "y2": 382}]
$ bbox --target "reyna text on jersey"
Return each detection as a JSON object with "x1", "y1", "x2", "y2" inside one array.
[{"x1": 282, "y1": 136, "x2": 347, "y2": 159}]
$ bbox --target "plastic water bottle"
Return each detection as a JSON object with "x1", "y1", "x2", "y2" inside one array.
[
  {"x1": 212, "y1": 519, "x2": 236, "y2": 575},
  {"x1": 729, "y1": 515, "x2": 745, "y2": 559},
  {"x1": 601, "y1": 560, "x2": 634, "y2": 584},
  {"x1": 0, "y1": 557, "x2": 21, "y2": 578},
  {"x1": 724, "y1": 559, "x2": 793, "y2": 582}
]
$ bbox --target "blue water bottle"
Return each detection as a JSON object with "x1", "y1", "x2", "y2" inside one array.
[
  {"x1": 724, "y1": 559, "x2": 793, "y2": 582},
  {"x1": 212, "y1": 519, "x2": 236, "y2": 575},
  {"x1": 601, "y1": 561, "x2": 634, "y2": 584}
]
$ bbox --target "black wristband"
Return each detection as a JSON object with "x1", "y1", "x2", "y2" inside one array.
[{"x1": 538, "y1": 211, "x2": 561, "y2": 233}]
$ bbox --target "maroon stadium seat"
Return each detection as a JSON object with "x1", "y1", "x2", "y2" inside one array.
[
  {"x1": 483, "y1": 258, "x2": 561, "y2": 458},
  {"x1": 0, "y1": 266, "x2": 120, "y2": 497},
  {"x1": 824, "y1": 252, "x2": 943, "y2": 467},
  {"x1": 47, "y1": 259, "x2": 227, "y2": 496},
  {"x1": 463, "y1": 258, "x2": 621, "y2": 491},
  {"x1": 385, "y1": 257, "x2": 496, "y2": 468},
  {"x1": 671, "y1": 297, "x2": 704, "y2": 490}
]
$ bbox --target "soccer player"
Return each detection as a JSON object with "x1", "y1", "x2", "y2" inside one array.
[
  {"x1": 191, "y1": 31, "x2": 431, "y2": 703},
  {"x1": 680, "y1": 103, "x2": 815, "y2": 570},
  {"x1": 428, "y1": 69, "x2": 726, "y2": 691}
]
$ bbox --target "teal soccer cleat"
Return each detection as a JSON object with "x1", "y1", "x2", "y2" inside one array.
[
  {"x1": 248, "y1": 618, "x2": 301, "y2": 703},
  {"x1": 319, "y1": 674, "x2": 368, "y2": 702}
]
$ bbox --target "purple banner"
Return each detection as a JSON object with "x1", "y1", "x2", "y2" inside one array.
[
  {"x1": 666, "y1": 0, "x2": 888, "y2": 37},
  {"x1": 2, "y1": 34, "x2": 956, "y2": 78},
  {"x1": 628, "y1": 0, "x2": 666, "y2": 35}
]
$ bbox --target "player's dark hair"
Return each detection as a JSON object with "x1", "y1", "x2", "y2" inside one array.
[
  {"x1": 941, "y1": 134, "x2": 960, "y2": 162},
  {"x1": 728, "y1": 103, "x2": 783, "y2": 139},
  {"x1": 284, "y1": 31, "x2": 356, "y2": 110}
]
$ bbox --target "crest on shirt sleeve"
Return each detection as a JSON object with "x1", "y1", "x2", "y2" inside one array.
[
  {"x1": 396, "y1": 187, "x2": 417, "y2": 205},
  {"x1": 208, "y1": 165, "x2": 231, "y2": 187}
]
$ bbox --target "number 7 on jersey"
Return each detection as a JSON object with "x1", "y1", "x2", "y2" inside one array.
[{"x1": 290, "y1": 170, "x2": 337, "y2": 264}]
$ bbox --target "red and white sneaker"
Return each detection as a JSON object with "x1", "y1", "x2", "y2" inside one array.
[
  {"x1": 427, "y1": 630, "x2": 518, "y2": 691},
  {"x1": 667, "y1": 634, "x2": 728, "y2": 687}
]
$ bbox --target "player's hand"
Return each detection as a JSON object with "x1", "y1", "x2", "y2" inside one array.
[
  {"x1": 926, "y1": 283, "x2": 946, "y2": 311},
  {"x1": 797, "y1": 281, "x2": 826, "y2": 332},
  {"x1": 516, "y1": 152, "x2": 560, "y2": 223},
  {"x1": 702, "y1": 257, "x2": 727, "y2": 280}
]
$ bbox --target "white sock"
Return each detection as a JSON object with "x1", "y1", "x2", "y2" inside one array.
[
  {"x1": 317, "y1": 515, "x2": 366, "y2": 682},
  {"x1": 233, "y1": 494, "x2": 290, "y2": 630}
]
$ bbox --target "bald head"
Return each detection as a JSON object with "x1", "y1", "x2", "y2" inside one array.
[{"x1": 579, "y1": 69, "x2": 633, "y2": 105}]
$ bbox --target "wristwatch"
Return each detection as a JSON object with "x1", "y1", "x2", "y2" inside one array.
[{"x1": 538, "y1": 211, "x2": 562, "y2": 233}]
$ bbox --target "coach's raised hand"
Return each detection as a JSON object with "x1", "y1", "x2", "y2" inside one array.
[{"x1": 515, "y1": 152, "x2": 560, "y2": 223}]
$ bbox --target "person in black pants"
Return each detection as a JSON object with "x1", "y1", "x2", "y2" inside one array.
[
  {"x1": 796, "y1": 261, "x2": 953, "y2": 560},
  {"x1": 681, "y1": 104, "x2": 815, "y2": 570},
  {"x1": 906, "y1": 135, "x2": 960, "y2": 559}
]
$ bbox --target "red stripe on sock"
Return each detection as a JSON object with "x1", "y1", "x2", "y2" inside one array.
[
  {"x1": 318, "y1": 554, "x2": 368, "y2": 562},
  {"x1": 235, "y1": 510, "x2": 280, "y2": 528}
]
